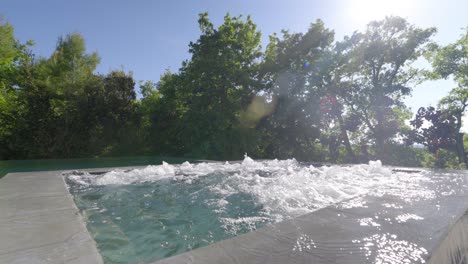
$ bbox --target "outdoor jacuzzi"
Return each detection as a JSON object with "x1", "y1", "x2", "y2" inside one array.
[{"x1": 1, "y1": 157, "x2": 467, "y2": 263}]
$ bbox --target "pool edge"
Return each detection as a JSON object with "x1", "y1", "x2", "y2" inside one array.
[{"x1": 0, "y1": 170, "x2": 104, "y2": 264}]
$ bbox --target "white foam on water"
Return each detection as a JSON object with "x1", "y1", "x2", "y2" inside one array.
[
  {"x1": 67, "y1": 156, "x2": 433, "y2": 227},
  {"x1": 94, "y1": 162, "x2": 176, "y2": 185}
]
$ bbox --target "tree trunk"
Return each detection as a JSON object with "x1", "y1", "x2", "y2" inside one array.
[
  {"x1": 455, "y1": 114, "x2": 467, "y2": 167},
  {"x1": 375, "y1": 136, "x2": 386, "y2": 162},
  {"x1": 455, "y1": 132, "x2": 466, "y2": 166},
  {"x1": 337, "y1": 115, "x2": 356, "y2": 163},
  {"x1": 434, "y1": 149, "x2": 442, "y2": 168}
]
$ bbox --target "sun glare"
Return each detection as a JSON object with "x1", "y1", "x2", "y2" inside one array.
[{"x1": 346, "y1": 0, "x2": 416, "y2": 25}]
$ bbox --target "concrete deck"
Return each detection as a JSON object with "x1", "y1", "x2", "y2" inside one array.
[
  {"x1": 0, "y1": 170, "x2": 104, "y2": 264},
  {"x1": 1, "y1": 166, "x2": 467, "y2": 264}
]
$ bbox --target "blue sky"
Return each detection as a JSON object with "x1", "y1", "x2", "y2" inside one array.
[{"x1": 2, "y1": 0, "x2": 468, "y2": 120}]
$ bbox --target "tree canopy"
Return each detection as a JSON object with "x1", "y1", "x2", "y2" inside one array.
[{"x1": 0, "y1": 14, "x2": 467, "y2": 169}]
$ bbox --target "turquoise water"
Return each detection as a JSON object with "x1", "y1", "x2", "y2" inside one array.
[
  {"x1": 66, "y1": 157, "x2": 413, "y2": 263},
  {"x1": 68, "y1": 171, "x2": 266, "y2": 263},
  {"x1": 0, "y1": 156, "x2": 191, "y2": 179}
]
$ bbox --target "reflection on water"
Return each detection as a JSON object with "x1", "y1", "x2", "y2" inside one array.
[
  {"x1": 359, "y1": 217, "x2": 381, "y2": 227},
  {"x1": 360, "y1": 233, "x2": 428, "y2": 263},
  {"x1": 292, "y1": 234, "x2": 316, "y2": 252},
  {"x1": 338, "y1": 197, "x2": 369, "y2": 209},
  {"x1": 382, "y1": 203, "x2": 403, "y2": 209},
  {"x1": 395, "y1": 214, "x2": 424, "y2": 223},
  {"x1": 287, "y1": 169, "x2": 466, "y2": 263}
]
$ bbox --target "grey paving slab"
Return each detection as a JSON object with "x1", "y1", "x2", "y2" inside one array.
[
  {"x1": 0, "y1": 171, "x2": 103, "y2": 264},
  {"x1": 0, "y1": 172, "x2": 70, "y2": 200},
  {"x1": 0, "y1": 194, "x2": 73, "y2": 220}
]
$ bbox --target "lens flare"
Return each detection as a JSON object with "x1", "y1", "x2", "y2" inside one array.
[{"x1": 239, "y1": 95, "x2": 277, "y2": 128}]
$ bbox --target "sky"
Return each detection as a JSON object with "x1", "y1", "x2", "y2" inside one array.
[{"x1": 2, "y1": 0, "x2": 468, "y2": 128}]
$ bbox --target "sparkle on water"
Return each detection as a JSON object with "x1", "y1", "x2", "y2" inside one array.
[{"x1": 66, "y1": 155, "x2": 436, "y2": 263}]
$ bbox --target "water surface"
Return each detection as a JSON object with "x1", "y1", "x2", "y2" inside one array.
[{"x1": 66, "y1": 156, "x2": 433, "y2": 263}]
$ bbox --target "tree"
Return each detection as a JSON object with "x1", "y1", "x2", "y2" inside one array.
[
  {"x1": 260, "y1": 20, "x2": 336, "y2": 160},
  {"x1": 0, "y1": 20, "x2": 33, "y2": 89},
  {"x1": 427, "y1": 29, "x2": 468, "y2": 165},
  {"x1": 137, "y1": 80, "x2": 161, "y2": 153},
  {"x1": 6, "y1": 33, "x2": 106, "y2": 158},
  {"x1": 409, "y1": 106, "x2": 458, "y2": 152},
  {"x1": 16, "y1": 34, "x2": 142, "y2": 158},
  {"x1": 337, "y1": 16, "x2": 436, "y2": 161},
  {"x1": 99, "y1": 70, "x2": 139, "y2": 154},
  {"x1": 152, "y1": 13, "x2": 263, "y2": 159},
  {"x1": 409, "y1": 106, "x2": 458, "y2": 167},
  {"x1": 0, "y1": 20, "x2": 33, "y2": 159},
  {"x1": 47, "y1": 33, "x2": 100, "y2": 88},
  {"x1": 142, "y1": 72, "x2": 187, "y2": 155},
  {"x1": 437, "y1": 88, "x2": 468, "y2": 165},
  {"x1": 428, "y1": 28, "x2": 468, "y2": 86}
]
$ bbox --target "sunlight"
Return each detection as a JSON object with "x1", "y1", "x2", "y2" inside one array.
[
  {"x1": 462, "y1": 116, "x2": 468, "y2": 133},
  {"x1": 346, "y1": 0, "x2": 416, "y2": 25}
]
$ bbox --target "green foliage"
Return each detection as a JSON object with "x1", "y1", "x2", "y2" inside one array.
[
  {"x1": 0, "y1": 20, "x2": 33, "y2": 87},
  {"x1": 337, "y1": 17, "x2": 436, "y2": 160},
  {"x1": 383, "y1": 144, "x2": 426, "y2": 168},
  {"x1": 0, "y1": 14, "x2": 466, "y2": 170},
  {"x1": 427, "y1": 28, "x2": 468, "y2": 86},
  {"x1": 0, "y1": 20, "x2": 33, "y2": 158},
  {"x1": 48, "y1": 34, "x2": 100, "y2": 83},
  {"x1": 260, "y1": 20, "x2": 336, "y2": 160},
  {"x1": 421, "y1": 149, "x2": 466, "y2": 169},
  {"x1": 409, "y1": 106, "x2": 458, "y2": 153},
  {"x1": 464, "y1": 134, "x2": 468, "y2": 151},
  {"x1": 145, "y1": 13, "x2": 264, "y2": 159},
  {"x1": 0, "y1": 28, "x2": 139, "y2": 159},
  {"x1": 424, "y1": 30, "x2": 468, "y2": 166}
]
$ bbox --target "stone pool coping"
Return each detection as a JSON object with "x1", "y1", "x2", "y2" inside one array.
[
  {"x1": 0, "y1": 166, "x2": 145, "y2": 264},
  {"x1": 0, "y1": 165, "x2": 467, "y2": 263}
]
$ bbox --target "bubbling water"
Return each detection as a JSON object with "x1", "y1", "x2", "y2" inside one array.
[
  {"x1": 68, "y1": 155, "x2": 431, "y2": 224},
  {"x1": 66, "y1": 156, "x2": 436, "y2": 263}
]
